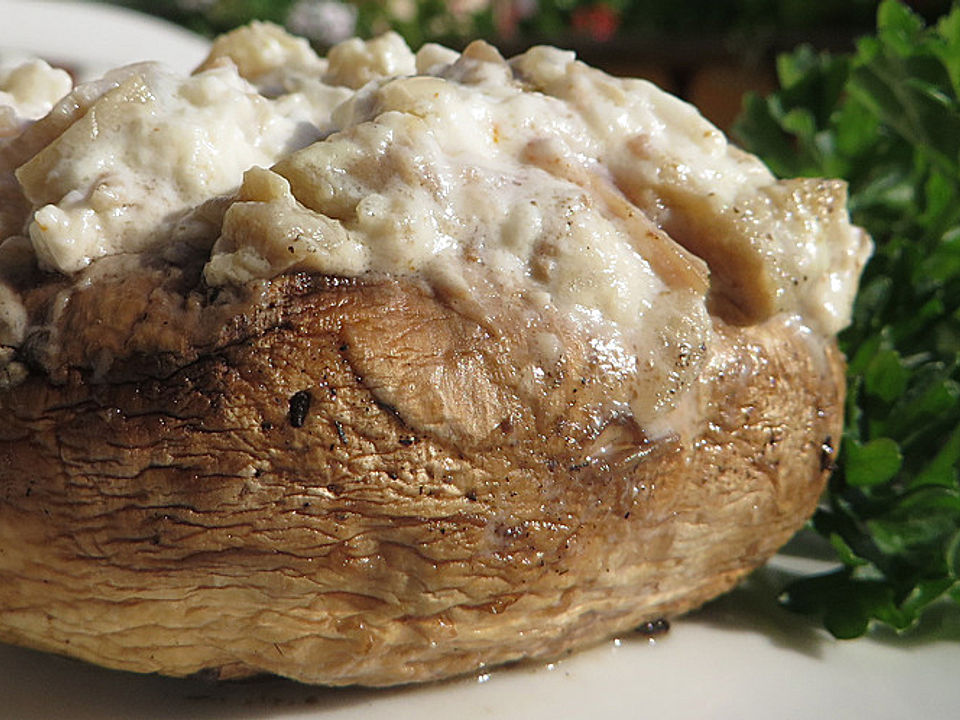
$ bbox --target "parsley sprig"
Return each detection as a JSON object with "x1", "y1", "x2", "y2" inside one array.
[{"x1": 735, "y1": 0, "x2": 960, "y2": 638}]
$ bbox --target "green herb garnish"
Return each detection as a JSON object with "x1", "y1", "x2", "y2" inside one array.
[{"x1": 735, "y1": 0, "x2": 960, "y2": 638}]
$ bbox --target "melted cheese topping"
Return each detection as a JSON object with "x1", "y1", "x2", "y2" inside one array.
[{"x1": 0, "y1": 23, "x2": 870, "y2": 426}]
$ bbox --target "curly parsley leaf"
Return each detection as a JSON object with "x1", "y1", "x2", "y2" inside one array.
[{"x1": 734, "y1": 0, "x2": 960, "y2": 638}]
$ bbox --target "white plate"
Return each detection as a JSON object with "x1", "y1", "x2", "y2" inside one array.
[
  {"x1": 1, "y1": 2, "x2": 958, "y2": 718},
  {"x1": 0, "y1": 0, "x2": 210, "y2": 78}
]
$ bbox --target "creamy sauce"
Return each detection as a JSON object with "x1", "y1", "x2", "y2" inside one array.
[
  {"x1": 0, "y1": 59, "x2": 72, "y2": 137},
  {"x1": 16, "y1": 61, "x2": 348, "y2": 274},
  {"x1": 0, "y1": 24, "x2": 870, "y2": 427}
]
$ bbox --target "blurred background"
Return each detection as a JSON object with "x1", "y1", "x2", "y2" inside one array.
[
  {"x1": 3, "y1": 0, "x2": 954, "y2": 133},
  {"x1": 100, "y1": 0, "x2": 953, "y2": 131}
]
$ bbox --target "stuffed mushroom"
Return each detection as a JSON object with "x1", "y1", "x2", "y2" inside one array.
[{"x1": 0, "y1": 25, "x2": 870, "y2": 686}]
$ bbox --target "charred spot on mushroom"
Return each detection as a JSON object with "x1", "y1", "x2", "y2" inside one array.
[{"x1": 288, "y1": 390, "x2": 312, "y2": 428}]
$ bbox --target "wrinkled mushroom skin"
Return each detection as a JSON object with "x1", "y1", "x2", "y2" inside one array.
[{"x1": 0, "y1": 272, "x2": 843, "y2": 686}]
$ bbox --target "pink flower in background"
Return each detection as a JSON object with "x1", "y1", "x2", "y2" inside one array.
[
  {"x1": 287, "y1": 0, "x2": 358, "y2": 45},
  {"x1": 494, "y1": 0, "x2": 538, "y2": 38},
  {"x1": 571, "y1": 3, "x2": 619, "y2": 42}
]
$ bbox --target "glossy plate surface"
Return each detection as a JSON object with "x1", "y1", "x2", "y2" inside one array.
[
  {"x1": 1, "y1": 2, "x2": 958, "y2": 718},
  {"x1": 0, "y1": 0, "x2": 209, "y2": 78}
]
